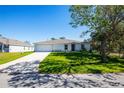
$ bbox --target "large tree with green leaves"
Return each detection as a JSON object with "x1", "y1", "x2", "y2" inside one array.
[
  {"x1": 69, "y1": 5, "x2": 124, "y2": 62},
  {"x1": 113, "y1": 22, "x2": 124, "y2": 57}
]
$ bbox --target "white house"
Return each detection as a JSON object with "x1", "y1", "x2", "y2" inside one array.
[
  {"x1": 0, "y1": 36, "x2": 34, "y2": 52},
  {"x1": 34, "y1": 39, "x2": 90, "y2": 52}
]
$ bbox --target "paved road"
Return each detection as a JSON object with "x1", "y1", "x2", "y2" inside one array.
[{"x1": 1, "y1": 72, "x2": 124, "y2": 88}]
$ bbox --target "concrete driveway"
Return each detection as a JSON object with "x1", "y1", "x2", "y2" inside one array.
[{"x1": 0, "y1": 52, "x2": 50, "y2": 70}]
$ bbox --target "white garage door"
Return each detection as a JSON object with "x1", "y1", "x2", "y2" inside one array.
[{"x1": 35, "y1": 44, "x2": 52, "y2": 52}]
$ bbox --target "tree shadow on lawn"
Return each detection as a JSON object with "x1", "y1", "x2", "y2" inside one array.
[
  {"x1": 51, "y1": 52, "x2": 101, "y2": 64},
  {"x1": 39, "y1": 59, "x2": 103, "y2": 74},
  {"x1": 40, "y1": 52, "x2": 124, "y2": 74},
  {"x1": 52, "y1": 52, "x2": 101, "y2": 60},
  {"x1": 52, "y1": 52, "x2": 124, "y2": 63}
]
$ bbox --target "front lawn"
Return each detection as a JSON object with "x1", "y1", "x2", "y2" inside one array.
[
  {"x1": 39, "y1": 51, "x2": 124, "y2": 74},
  {"x1": 0, "y1": 52, "x2": 33, "y2": 65}
]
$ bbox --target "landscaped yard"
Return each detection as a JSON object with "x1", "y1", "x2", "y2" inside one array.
[
  {"x1": 0, "y1": 52, "x2": 33, "y2": 65},
  {"x1": 39, "y1": 51, "x2": 124, "y2": 74}
]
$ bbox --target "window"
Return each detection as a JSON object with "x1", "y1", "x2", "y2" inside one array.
[{"x1": 64, "y1": 44, "x2": 68, "y2": 50}]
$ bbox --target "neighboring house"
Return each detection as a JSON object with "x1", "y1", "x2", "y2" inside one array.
[
  {"x1": 0, "y1": 36, "x2": 34, "y2": 52},
  {"x1": 34, "y1": 39, "x2": 90, "y2": 52}
]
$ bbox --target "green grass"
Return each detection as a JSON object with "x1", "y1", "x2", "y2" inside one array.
[
  {"x1": 39, "y1": 51, "x2": 124, "y2": 74},
  {"x1": 0, "y1": 52, "x2": 33, "y2": 65}
]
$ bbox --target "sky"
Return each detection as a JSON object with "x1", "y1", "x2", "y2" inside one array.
[{"x1": 0, "y1": 5, "x2": 89, "y2": 43}]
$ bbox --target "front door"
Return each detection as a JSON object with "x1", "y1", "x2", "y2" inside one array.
[{"x1": 71, "y1": 44, "x2": 75, "y2": 51}]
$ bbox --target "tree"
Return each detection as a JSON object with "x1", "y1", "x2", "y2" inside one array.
[
  {"x1": 59, "y1": 37, "x2": 66, "y2": 39},
  {"x1": 24, "y1": 41, "x2": 31, "y2": 44},
  {"x1": 113, "y1": 23, "x2": 124, "y2": 57},
  {"x1": 51, "y1": 38, "x2": 56, "y2": 40},
  {"x1": 69, "y1": 5, "x2": 124, "y2": 62}
]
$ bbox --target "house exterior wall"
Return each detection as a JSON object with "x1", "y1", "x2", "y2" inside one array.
[
  {"x1": 75, "y1": 44, "x2": 81, "y2": 51},
  {"x1": 34, "y1": 43, "x2": 90, "y2": 52},
  {"x1": 35, "y1": 43, "x2": 82, "y2": 52},
  {"x1": 9, "y1": 45, "x2": 34, "y2": 52},
  {"x1": 67, "y1": 43, "x2": 81, "y2": 51},
  {"x1": 24, "y1": 46, "x2": 34, "y2": 52},
  {"x1": 68, "y1": 44, "x2": 71, "y2": 51},
  {"x1": 84, "y1": 43, "x2": 90, "y2": 51},
  {"x1": 52, "y1": 44, "x2": 65, "y2": 51}
]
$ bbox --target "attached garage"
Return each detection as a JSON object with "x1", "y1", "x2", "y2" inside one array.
[{"x1": 35, "y1": 44, "x2": 53, "y2": 52}]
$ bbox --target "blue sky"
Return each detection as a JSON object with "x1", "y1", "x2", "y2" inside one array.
[{"x1": 0, "y1": 5, "x2": 89, "y2": 42}]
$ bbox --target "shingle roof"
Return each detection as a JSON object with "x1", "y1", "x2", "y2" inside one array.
[
  {"x1": 0, "y1": 36, "x2": 33, "y2": 47},
  {"x1": 34, "y1": 39, "x2": 82, "y2": 45}
]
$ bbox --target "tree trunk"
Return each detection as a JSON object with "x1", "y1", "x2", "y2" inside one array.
[
  {"x1": 122, "y1": 51, "x2": 124, "y2": 58},
  {"x1": 118, "y1": 43, "x2": 122, "y2": 58},
  {"x1": 100, "y1": 39, "x2": 108, "y2": 62}
]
